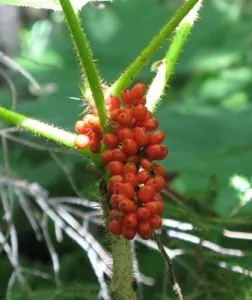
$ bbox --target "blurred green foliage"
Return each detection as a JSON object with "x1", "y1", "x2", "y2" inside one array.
[{"x1": 1, "y1": 0, "x2": 252, "y2": 299}]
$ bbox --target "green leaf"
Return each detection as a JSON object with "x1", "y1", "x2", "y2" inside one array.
[{"x1": 0, "y1": 0, "x2": 109, "y2": 11}]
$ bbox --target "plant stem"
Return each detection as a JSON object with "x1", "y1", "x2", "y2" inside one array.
[
  {"x1": 59, "y1": 0, "x2": 109, "y2": 132},
  {"x1": 0, "y1": 106, "x2": 101, "y2": 166},
  {"x1": 110, "y1": 237, "x2": 137, "y2": 300},
  {"x1": 110, "y1": 0, "x2": 201, "y2": 96},
  {"x1": 147, "y1": 0, "x2": 203, "y2": 112}
]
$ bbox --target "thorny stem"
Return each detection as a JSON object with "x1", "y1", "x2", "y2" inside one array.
[
  {"x1": 59, "y1": 0, "x2": 109, "y2": 133},
  {"x1": 0, "y1": 106, "x2": 101, "y2": 166},
  {"x1": 147, "y1": 0, "x2": 203, "y2": 111},
  {"x1": 110, "y1": 0, "x2": 201, "y2": 96},
  {"x1": 153, "y1": 232, "x2": 183, "y2": 300}
]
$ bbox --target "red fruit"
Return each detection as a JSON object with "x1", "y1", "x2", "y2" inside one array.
[
  {"x1": 124, "y1": 213, "x2": 138, "y2": 228},
  {"x1": 133, "y1": 127, "x2": 149, "y2": 147},
  {"x1": 153, "y1": 163, "x2": 166, "y2": 176},
  {"x1": 109, "y1": 220, "x2": 122, "y2": 235},
  {"x1": 75, "y1": 120, "x2": 86, "y2": 134},
  {"x1": 109, "y1": 209, "x2": 117, "y2": 220},
  {"x1": 110, "y1": 194, "x2": 121, "y2": 208},
  {"x1": 140, "y1": 158, "x2": 153, "y2": 171},
  {"x1": 137, "y1": 185, "x2": 155, "y2": 203},
  {"x1": 134, "y1": 96, "x2": 146, "y2": 106},
  {"x1": 112, "y1": 148, "x2": 127, "y2": 163},
  {"x1": 155, "y1": 201, "x2": 164, "y2": 214},
  {"x1": 107, "y1": 175, "x2": 124, "y2": 194},
  {"x1": 122, "y1": 226, "x2": 137, "y2": 240},
  {"x1": 144, "y1": 202, "x2": 157, "y2": 215},
  {"x1": 89, "y1": 138, "x2": 101, "y2": 153},
  {"x1": 132, "y1": 104, "x2": 147, "y2": 121},
  {"x1": 150, "y1": 215, "x2": 162, "y2": 229},
  {"x1": 113, "y1": 181, "x2": 123, "y2": 194},
  {"x1": 141, "y1": 118, "x2": 159, "y2": 131},
  {"x1": 83, "y1": 114, "x2": 100, "y2": 126},
  {"x1": 146, "y1": 144, "x2": 162, "y2": 160},
  {"x1": 106, "y1": 95, "x2": 120, "y2": 111},
  {"x1": 118, "y1": 182, "x2": 135, "y2": 198},
  {"x1": 123, "y1": 162, "x2": 137, "y2": 175},
  {"x1": 131, "y1": 83, "x2": 146, "y2": 99},
  {"x1": 138, "y1": 221, "x2": 153, "y2": 240},
  {"x1": 145, "y1": 178, "x2": 162, "y2": 192},
  {"x1": 155, "y1": 176, "x2": 166, "y2": 190},
  {"x1": 136, "y1": 207, "x2": 151, "y2": 221},
  {"x1": 159, "y1": 144, "x2": 169, "y2": 160},
  {"x1": 117, "y1": 109, "x2": 133, "y2": 126},
  {"x1": 137, "y1": 170, "x2": 150, "y2": 184},
  {"x1": 107, "y1": 161, "x2": 124, "y2": 175},
  {"x1": 120, "y1": 89, "x2": 134, "y2": 105},
  {"x1": 117, "y1": 127, "x2": 134, "y2": 141},
  {"x1": 153, "y1": 192, "x2": 162, "y2": 202},
  {"x1": 124, "y1": 173, "x2": 138, "y2": 188},
  {"x1": 149, "y1": 130, "x2": 165, "y2": 144},
  {"x1": 102, "y1": 149, "x2": 113, "y2": 165},
  {"x1": 127, "y1": 155, "x2": 140, "y2": 164},
  {"x1": 113, "y1": 210, "x2": 125, "y2": 222},
  {"x1": 122, "y1": 139, "x2": 139, "y2": 155},
  {"x1": 103, "y1": 133, "x2": 119, "y2": 149},
  {"x1": 118, "y1": 198, "x2": 137, "y2": 213},
  {"x1": 110, "y1": 108, "x2": 121, "y2": 121},
  {"x1": 74, "y1": 134, "x2": 89, "y2": 149}
]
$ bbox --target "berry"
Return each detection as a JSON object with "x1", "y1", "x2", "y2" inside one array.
[
  {"x1": 124, "y1": 173, "x2": 138, "y2": 188},
  {"x1": 117, "y1": 127, "x2": 134, "y2": 141},
  {"x1": 140, "y1": 158, "x2": 152, "y2": 171},
  {"x1": 136, "y1": 207, "x2": 151, "y2": 221},
  {"x1": 141, "y1": 118, "x2": 159, "y2": 131},
  {"x1": 120, "y1": 89, "x2": 134, "y2": 105},
  {"x1": 112, "y1": 148, "x2": 127, "y2": 163},
  {"x1": 138, "y1": 221, "x2": 153, "y2": 240},
  {"x1": 150, "y1": 215, "x2": 162, "y2": 229},
  {"x1": 118, "y1": 198, "x2": 137, "y2": 213},
  {"x1": 107, "y1": 161, "x2": 124, "y2": 175},
  {"x1": 137, "y1": 170, "x2": 150, "y2": 184},
  {"x1": 74, "y1": 134, "x2": 89, "y2": 149},
  {"x1": 122, "y1": 226, "x2": 137, "y2": 240},
  {"x1": 137, "y1": 185, "x2": 155, "y2": 203},
  {"x1": 122, "y1": 139, "x2": 139, "y2": 155},
  {"x1": 106, "y1": 95, "x2": 120, "y2": 111},
  {"x1": 109, "y1": 220, "x2": 122, "y2": 235},
  {"x1": 103, "y1": 133, "x2": 119, "y2": 149},
  {"x1": 133, "y1": 127, "x2": 149, "y2": 147},
  {"x1": 117, "y1": 109, "x2": 133, "y2": 126},
  {"x1": 123, "y1": 162, "x2": 137, "y2": 175},
  {"x1": 132, "y1": 104, "x2": 147, "y2": 121},
  {"x1": 124, "y1": 213, "x2": 138, "y2": 228},
  {"x1": 131, "y1": 83, "x2": 146, "y2": 99},
  {"x1": 102, "y1": 149, "x2": 113, "y2": 165},
  {"x1": 149, "y1": 130, "x2": 165, "y2": 144},
  {"x1": 118, "y1": 182, "x2": 135, "y2": 198}
]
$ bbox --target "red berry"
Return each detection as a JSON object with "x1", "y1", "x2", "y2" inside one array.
[
  {"x1": 141, "y1": 118, "x2": 158, "y2": 131},
  {"x1": 102, "y1": 149, "x2": 113, "y2": 165},
  {"x1": 118, "y1": 182, "x2": 135, "y2": 198},
  {"x1": 107, "y1": 161, "x2": 124, "y2": 175},
  {"x1": 131, "y1": 83, "x2": 146, "y2": 99},
  {"x1": 153, "y1": 163, "x2": 166, "y2": 176},
  {"x1": 133, "y1": 127, "x2": 149, "y2": 147},
  {"x1": 149, "y1": 130, "x2": 165, "y2": 144},
  {"x1": 132, "y1": 104, "x2": 147, "y2": 121},
  {"x1": 120, "y1": 89, "x2": 134, "y2": 105},
  {"x1": 127, "y1": 155, "x2": 140, "y2": 164},
  {"x1": 122, "y1": 226, "x2": 137, "y2": 240},
  {"x1": 106, "y1": 95, "x2": 120, "y2": 111},
  {"x1": 153, "y1": 192, "x2": 162, "y2": 202},
  {"x1": 155, "y1": 176, "x2": 166, "y2": 190},
  {"x1": 155, "y1": 201, "x2": 164, "y2": 214},
  {"x1": 140, "y1": 158, "x2": 153, "y2": 171},
  {"x1": 117, "y1": 109, "x2": 133, "y2": 126},
  {"x1": 138, "y1": 221, "x2": 153, "y2": 240},
  {"x1": 134, "y1": 96, "x2": 146, "y2": 106},
  {"x1": 118, "y1": 198, "x2": 137, "y2": 213},
  {"x1": 123, "y1": 162, "x2": 137, "y2": 175},
  {"x1": 136, "y1": 207, "x2": 151, "y2": 221},
  {"x1": 103, "y1": 133, "x2": 119, "y2": 149},
  {"x1": 150, "y1": 215, "x2": 162, "y2": 229},
  {"x1": 145, "y1": 178, "x2": 162, "y2": 192},
  {"x1": 74, "y1": 134, "x2": 89, "y2": 149},
  {"x1": 110, "y1": 194, "x2": 121, "y2": 208},
  {"x1": 124, "y1": 173, "x2": 138, "y2": 188},
  {"x1": 117, "y1": 127, "x2": 134, "y2": 141},
  {"x1": 112, "y1": 148, "x2": 127, "y2": 163},
  {"x1": 146, "y1": 144, "x2": 162, "y2": 160},
  {"x1": 159, "y1": 144, "x2": 169, "y2": 160},
  {"x1": 124, "y1": 213, "x2": 138, "y2": 228},
  {"x1": 89, "y1": 138, "x2": 101, "y2": 153},
  {"x1": 110, "y1": 108, "x2": 121, "y2": 121},
  {"x1": 144, "y1": 202, "x2": 157, "y2": 215},
  {"x1": 122, "y1": 139, "x2": 139, "y2": 155},
  {"x1": 137, "y1": 170, "x2": 150, "y2": 184},
  {"x1": 109, "y1": 220, "x2": 122, "y2": 235},
  {"x1": 137, "y1": 185, "x2": 155, "y2": 203}
]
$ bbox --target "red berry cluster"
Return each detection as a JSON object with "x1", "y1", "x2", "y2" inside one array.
[{"x1": 101, "y1": 83, "x2": 168, "y2": 240}]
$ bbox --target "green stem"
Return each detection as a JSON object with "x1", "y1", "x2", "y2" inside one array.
[
  {"x1": 59, "y1": 0, "x2": 109, "y2": 132},
  {"x1": 110, "y1": 237, "x2": 136, "y2": 300},
  {"x1": 0, "y1": 106, "x2": 101, "y2": 166},
  {"x1": 110, "y1": 0, "x2": 201, "y2": 96},
  {"x1": 147, "y1": 0, "x2": 203, "y2": 112}
]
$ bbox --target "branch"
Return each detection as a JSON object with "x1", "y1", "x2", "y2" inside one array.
[
  {"x1": 59, "y1": 0, "x2": 109, "y2": 132},
  {"x1": 0, "y1": 106, "x2": 101, "y2": 166},
  {"x1": 110, "y1": 0, "x2": 201, "y2": 96},
  {"x1": 146, "y1": 0, "x2": 203, "y2": 111}
]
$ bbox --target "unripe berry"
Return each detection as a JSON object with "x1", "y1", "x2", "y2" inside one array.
[{"x1": 74, "y1": 134, "x2": 89, "y2": 149}]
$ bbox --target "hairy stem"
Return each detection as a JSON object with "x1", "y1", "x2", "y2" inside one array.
[
  {"x1": 147, "y1": 0, "x2": 203, "y2": 111},
  {"x1": 110, "y1": 237, "x2": 137, "y2": 300},
  {"x1": 110, "y1": 0, "x2": 201, "y2": 96},
  {"x1": 0, "y1": 106, "x2": 101, "y2": 166},
  {"x1": 59, "y1": 0, "x2": 109, "y2": 132}
]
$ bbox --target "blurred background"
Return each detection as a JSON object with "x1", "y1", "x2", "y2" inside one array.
[{"x1": 0, "y1": 0, "x2": 252, "y2": 299}]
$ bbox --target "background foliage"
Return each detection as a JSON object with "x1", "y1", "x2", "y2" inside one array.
[{"x1": 0, "y1": 0, "x2": 252, "y2": 299}]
